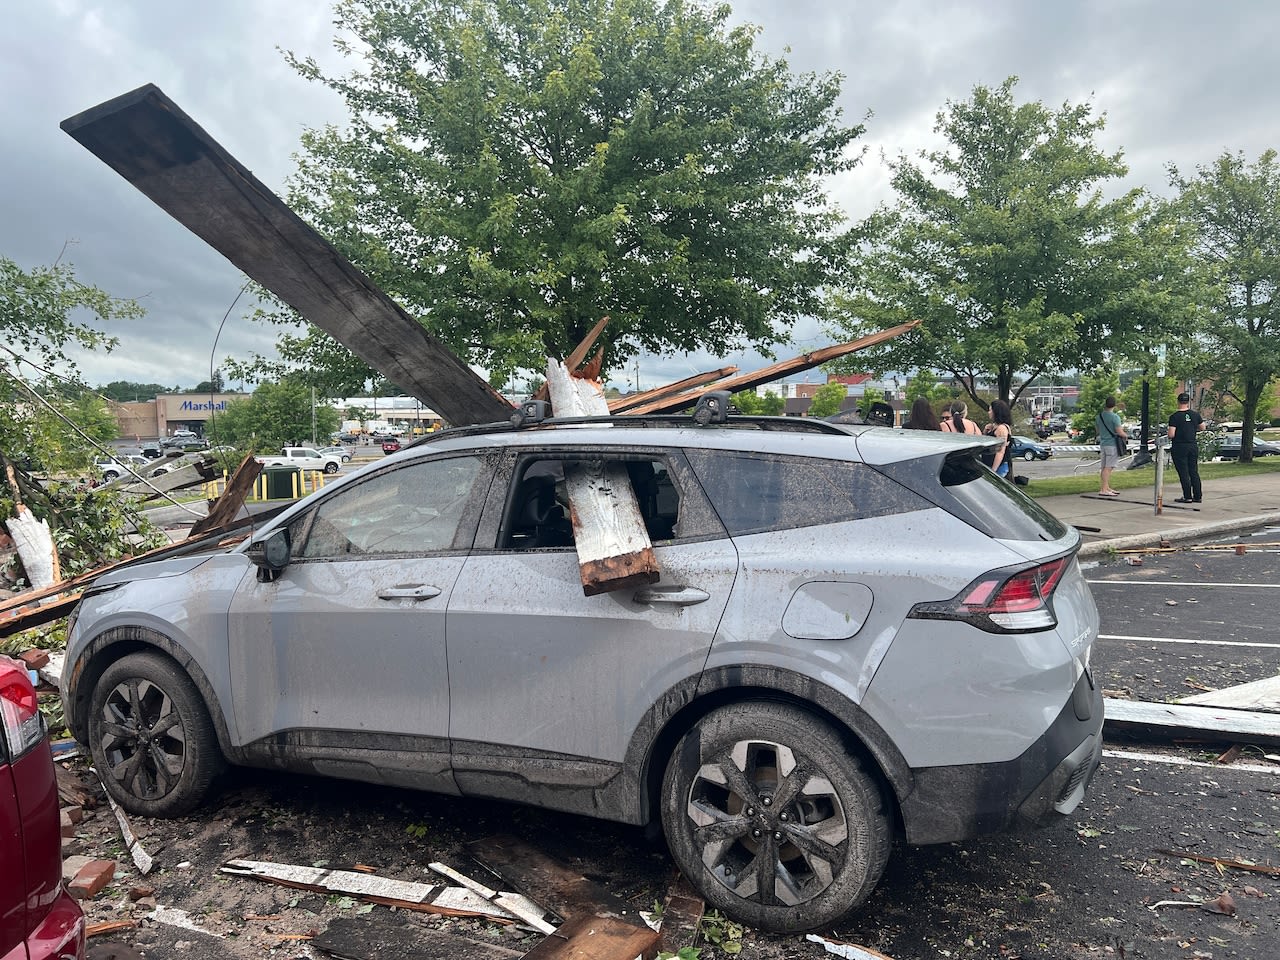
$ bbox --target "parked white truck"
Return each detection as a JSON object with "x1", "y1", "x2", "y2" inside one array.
[{"x1": 255, "y1": 446, "x2": 344, "y2": 475}]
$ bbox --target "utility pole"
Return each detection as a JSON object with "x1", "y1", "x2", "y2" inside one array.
[{"x1": 310, "y1": 387, "x2": 317, "y2": 446}]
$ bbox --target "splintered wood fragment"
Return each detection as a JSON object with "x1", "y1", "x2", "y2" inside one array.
[
  {"x1": 533, "y1": 316, "x2": 611, "y2": 402},
  {"x1": 545, "y1": 358, "x2": 659, "y2": 596},
  {"x1": 1104, "y1": 697, "x2": 1280, "y2": 745},
  {"x1": 1153, "y1": 849, "x2": 1280, "y2": 876},
  {"x1": 659, "y1": 880, "x2": 704, "y2": 954},
  {"x1": 62, "y1": 85, "x2": 511, "y2": 426},
  {"x1": 519, "y1": 914, "x2": 660, "y2": 960},
  {"x1": 103, "y1": 788, "x2": 153, "y2": 874},
  {"x1": 86, "y1": 919, "x2": 139, "y2": 937},
  {"x1": 189, "y1": 455, "x2": 263, "y2": 538},
  {"x1": 608, "y1": 366, "x2": 739, "y2": 413},
  {"x1": 621, "y1": 319, "x2": 921, "y2": 415},
  {"x1": 803, "y1": 934, "x2": 897, "y2": 959},
  {"x1": 1180, "y1": 675, "x2": 1280, "y2": 713},
  {"x1": 5, "y1": 506, "x2": 59, "y2": 589},
  {"x1": 469, "y1": 835, "x2": 632, "y2": 923},
  {"x1": 219, "y1": 859, "x2": 541, "y2": 924},
  {"x1": 429, "y1": 861, "x2": 556, "y2": 934}
]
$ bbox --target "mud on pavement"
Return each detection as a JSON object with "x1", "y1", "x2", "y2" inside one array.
[{"x1": 62, "y1": 741, "x2": 1280, "y2": 960}]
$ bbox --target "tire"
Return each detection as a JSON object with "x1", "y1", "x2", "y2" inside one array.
[
  {"x1": 1023, "y1": 450, "x2": 1035, "y2": 461},
  {"x1": 342, "y1": 454, "x2": 352, "y2": 463},
  {"x1": 87, "y1": 651, "x2": 224, "y2": 817},
  {"x1": 324, "y1": 461, "x2": 340, "y2": 474},
  {"x1": 102, "y1": 470, "x2": 120, "y2": 481},
  {"x1": 660, "y1": 703, "x2": 891, "y2": 933}
]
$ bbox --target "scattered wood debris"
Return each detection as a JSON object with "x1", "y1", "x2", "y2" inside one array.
[
  {"x1": 468, "y1": 834, "x2": 636, "y2": 924},
  {"x1": 220, "y1": 859, "x2": 548, "y2": 927},
  {"x1": 1149, "y1": 891, "x2": 1237, "y2": 915},
  {"x1": 657, "y1": 874, "x2": 704, "y2": 954},
  {"x1": 1154, "y1": 849, "x2": 1280, "y2": 876},
  {"x1": 312, "y1": 913, "x2": 526, "y2": 960},
  {"x1": 429, "y1": 861, "x2": 556, "y2": 934},
  {"x1": 804, "y1": 933, "x2": 897, "y2": 959},
  {"x1": 519, "y1": 914, "x2": 660, "y2": 960},
  {"x1": 1104, "y1": 698, "x2": 1280, "y2": 746},
  {"x1": 86, "y1": 919, "x2": 139, "y2": 938},
  {"x1": 102, "y1": 788, "x2": 153, "y2": 875}
]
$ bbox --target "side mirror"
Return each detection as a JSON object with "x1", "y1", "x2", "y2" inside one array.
[{"x1": 248, "y1": 529, "x2": 291, "y2": 580}]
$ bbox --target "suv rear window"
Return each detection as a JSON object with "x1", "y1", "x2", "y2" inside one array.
[{"x1": 878, "y1": 451, "x2": 1069, "y2": 542}]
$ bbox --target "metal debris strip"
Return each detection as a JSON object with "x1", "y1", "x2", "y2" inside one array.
[{"x1": 219, "y1": 859, "x2": 547, "y2": 927}]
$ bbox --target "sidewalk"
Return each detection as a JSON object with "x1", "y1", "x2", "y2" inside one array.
[{"x1": 1039, "y1": 470, "x2": 1280, "y2": 558}]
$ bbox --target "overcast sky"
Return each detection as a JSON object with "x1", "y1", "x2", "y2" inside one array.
[{"x1": 5, "y1": 0, "x2": 1276, "y2": 397}]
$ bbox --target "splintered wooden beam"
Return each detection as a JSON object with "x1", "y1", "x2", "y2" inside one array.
[
  {"x1": 532, "y1": 315, "x2": 611, "y2": 402},
  {"x1": 607, "y1": 365, "x2": 739, "y2": 413},
  {"x1": 545, "y1": 359, "x2": 659, "y2": 596},
  {"x1": 61, "y1": 84, "x2": 511, "y2": 427},
  {"x1": 620, "y1": 320, "x2": 922, "y2": 415},
  {"x1": 188, "y1": 455, "x2": 263, "y2": 538}
]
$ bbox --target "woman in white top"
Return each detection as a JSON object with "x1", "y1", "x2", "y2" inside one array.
[{"x1": 940, "y1": 401, "x2": 982, "y2": 435}]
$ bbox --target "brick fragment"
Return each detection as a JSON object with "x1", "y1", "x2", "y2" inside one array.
[
  {"x1": 68, "y1": 859, "x2": 116, "y2": 899},
  {"x1": 128, "y1": 885, "x2": 155, "y2": 901},
  {"x1": 18, "y1": 648, "x2": 49, "y2": 671}
]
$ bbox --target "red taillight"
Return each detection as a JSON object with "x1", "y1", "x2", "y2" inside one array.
[
  {"x1": 1, "y1": 656, "x2": 45, "y2": 758},
  {"x1": 911, "y1": 556, "x2": 1070, "y2": 633}
]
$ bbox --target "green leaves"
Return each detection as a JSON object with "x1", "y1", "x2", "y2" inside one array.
[{"x1": 280, "y1": 0, "x2": 862, "y2": 380}]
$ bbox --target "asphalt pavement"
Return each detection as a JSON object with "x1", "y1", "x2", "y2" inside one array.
[{"x1": 1038, "y1": 468, "x2": 1280, "y2": 558}]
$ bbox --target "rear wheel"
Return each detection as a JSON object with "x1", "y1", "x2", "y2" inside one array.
[
  {"x1": 1023, "y1": 450, "x2": 1035, "y2": 461},
  {"x1": 87, "y1": 651, "x2": 224, "y2": 817},
  {"x1": 661, "y1": 703, "x2": 891, "y2": 933}
]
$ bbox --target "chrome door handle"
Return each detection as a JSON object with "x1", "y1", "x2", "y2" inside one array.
[
  {"x1": 377, "y1": 584, "x2": 442, "y2": 601},
  {"x1": 633, "y1": 586, "x2": 710, "y2": 606}
]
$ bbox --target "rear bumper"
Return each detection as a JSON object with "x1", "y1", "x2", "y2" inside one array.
[
  {"x1": 16, "y1": 887, "x2": 85, "y2": 960},
  {"x1": 899, "y1": 670, "x2": 1104, "y2": 845}
]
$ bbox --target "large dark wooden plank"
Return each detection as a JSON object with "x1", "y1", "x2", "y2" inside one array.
[
  {"x1": 312, "y1": 913, "x2": 524, "y2": 960},
  {"x1": 468, "y1": 835, "x2": 633, "y2": 923},
  {"x1": 61, "y1": 85, "x2": 512, "y2": 427}
]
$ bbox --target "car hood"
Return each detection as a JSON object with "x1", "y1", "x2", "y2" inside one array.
[{"x1": 91, "y1": 550, "x2": 225, "y2": 587}]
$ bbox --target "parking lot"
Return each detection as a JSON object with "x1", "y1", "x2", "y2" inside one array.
[{"x1": 61, "y1": 525, "x2": 1280, "y2": 960}]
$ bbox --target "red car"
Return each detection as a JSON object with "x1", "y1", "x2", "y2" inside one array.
[
  {"x1": 381, "y1": 438, "x2": 402, "y2": 454},
  {"x1": 1, "y1": 656, "x2": 86, "y2": 960}
]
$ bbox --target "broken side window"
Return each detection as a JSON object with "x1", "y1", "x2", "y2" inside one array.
[{"x1": 291, "y1": 455, "x2": 484, "y2": 559}]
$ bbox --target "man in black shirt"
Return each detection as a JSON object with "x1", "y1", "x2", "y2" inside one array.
[{"x1": 1167, "y1": 392, "x2": 1205, "y2": 503}]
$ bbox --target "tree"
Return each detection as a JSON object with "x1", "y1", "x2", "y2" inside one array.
[
  {"x1": 904, "y1": 369, "x2": 951, "y2": 405},
  {"x1": 828, "y1": 77, "x2": 1190, "y2": 408},
  {"x1": 208, "y1": 380, "x2": 340, "y2": 451},
  {"x1": 1071, "y1": 370, "x2": 1121, "y2": 441},
  {"x1": 99, "y1": 381, "x2": 175, "y2": 402},
  {"x1": 268, "y1": 0, "x2": 863, "y2": 389},
  {"x1": 1171, "y1": 150, "x2": 1280, "y2": 461},
  {"x1": 808, "y1": 381, "x2": 848, "y2": 418},
  {"x1": 0, "y1": 256, "x2": 164, "y2": 578}
]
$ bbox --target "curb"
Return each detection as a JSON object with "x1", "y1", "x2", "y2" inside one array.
[{"x1": 1076, "y1": 511, "x2": 1280, "y2": 560}]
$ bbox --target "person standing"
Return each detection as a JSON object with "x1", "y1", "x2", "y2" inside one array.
[
  {"x1": 986, "y1": 399, "x2": 1014, "y2": 478},
  {"x1": 906, "y1": 397, "x2": 941, "y2": 431},
  {"x1": 1095, "y1": 395, "x2": 1127, "y2": 496},
  {"x1": 941, "y1": 400, "x2": 982, "y2": 435},
  {"x1": 1167, "y1": 392, "x2": 1205, "y2": 503}
]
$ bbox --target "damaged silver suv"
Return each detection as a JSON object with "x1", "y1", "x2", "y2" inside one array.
[{"x1": 61, "y1": 407, "x2": 1102, "y2": 932}]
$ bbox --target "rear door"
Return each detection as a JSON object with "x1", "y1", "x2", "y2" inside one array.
[{"x1": 446, "y1": 448, "x2": 736, "y2": 788}]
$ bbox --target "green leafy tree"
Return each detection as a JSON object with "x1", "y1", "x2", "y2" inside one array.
[
  {"x1": 904, "y1": 369, "x2": 951, "y2": 405},
  {"x1": 1071, "y1": 370, "x2": 1121, "y2": 440},
  {"x1": 829, "y1": 77, "x2": 1191, "y2": 407},
  {"x1": 731, "y1": 390, "x2": 764, "y2": 415},
  {"x1": 209, "y1": 380, "x2": 340, "y2": 452},
  {"x1": 758, "y1": 390, "x2": 784, "y2": 416},
  {"x1": 266, "y1": 0, "x2": 863, "y2": 389},
  {"x1": 1171, "y1": 149, "x2": 1280, "y2": 460},
  {"x1": 1119, "y1": 374, "x2": 1180, "y2": 439},
  {"x1": 808, "y1": 381, "x2": 849, "y2": 418},
  {"x1": 0, "y1": 257, "x2": 163, "y2": 579},
  {"x1": 99, "y1": 381, "x2": 174, "y2": 402}
]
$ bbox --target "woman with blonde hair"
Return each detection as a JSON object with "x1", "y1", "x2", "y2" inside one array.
[{"x1": 941, "y1": 400, "x2": 981, "y2": 435}]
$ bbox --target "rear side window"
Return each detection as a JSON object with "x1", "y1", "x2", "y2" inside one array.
[
  {"x1": 879, "y1": 451, "x2": 1069, "y2": 542},
  {"x1": 685, "y1": 450, "x2": 927, "y2": 536}
]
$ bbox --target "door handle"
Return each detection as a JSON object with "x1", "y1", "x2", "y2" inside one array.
[
  {"x1": 633, "y1": 585, "x2": 710, "y2": 606},
  {"x1": 377, "y1": 584, "x2": 442, "y2": 601}
]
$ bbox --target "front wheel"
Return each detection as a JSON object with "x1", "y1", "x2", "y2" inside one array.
[
  {"x1": 324, "y1": 461, "x2": 340, "y2": 474},
  {"x1": 87, "y1": 651, "x2": 224, "y2": 817},
  {"x1": 660, "y1": 703, "x2": 891, "y2": 933}
]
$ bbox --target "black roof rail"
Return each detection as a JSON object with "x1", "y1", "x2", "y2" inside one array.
[{"x1": 406, "y1": 412, "x2": 856, "y2": 448}]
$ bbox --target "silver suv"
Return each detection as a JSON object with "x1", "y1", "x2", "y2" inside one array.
[{"x1": 61, "y1": 410, "x2": 1102, "y2": 932}]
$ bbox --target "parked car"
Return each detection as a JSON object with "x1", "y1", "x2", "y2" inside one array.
[
  {"x1": 60, "y1": 409, "x2": 1102, "y2": 933},
  {"x1": 140, "y1": 442, "x2": 164, "y2": 459},
  {"x1": 337, "y1": 432, "x2": 362, "y2": 444},
  {"x1": 2, "y1": 656, "x2": 87, "y2": 959},
  {"x1": 1213, "y1": 435, "x2": 1280, "y2": 459},
  {"x1": 1009, "y1": 435, "x2": 1053, "y2": 461},
  {"x1": 92, "y1": 455, "x2": 148, "y2": 482},
  {"x1": 318, "y1": 445, "x2": 354, "y2": 463},
  {"x1": 380, "y1": 437, "x2": 402, "y2": 454}
]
